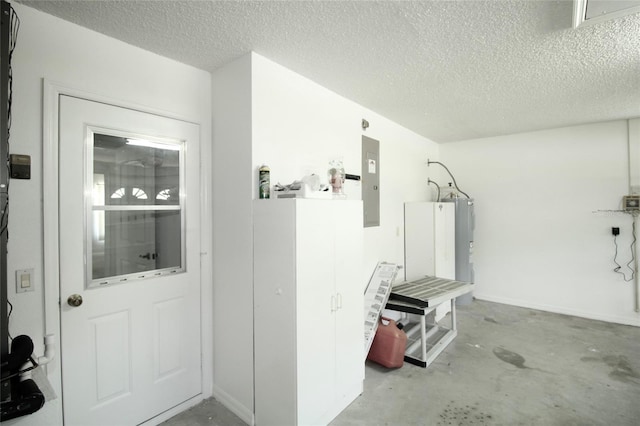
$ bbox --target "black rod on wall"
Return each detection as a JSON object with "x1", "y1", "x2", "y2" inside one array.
[{"x1": 1, "y1": 0, "x2": 11, "y2": 388}]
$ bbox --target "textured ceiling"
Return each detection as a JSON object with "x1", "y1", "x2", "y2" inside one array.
[{"x1": 18, "y1": 0, "x2": 640, "y2": 142}]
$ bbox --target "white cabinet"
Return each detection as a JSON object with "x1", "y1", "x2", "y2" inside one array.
[
  {"x1": 404, "y1": 202, "x2": 455, "y2": 319},
  {"x1": 404, "y1": 201, "x2": 455, "y2": 281},
  {"x1": 253, "y1": 199, "x2": 364, "y2": 426}
]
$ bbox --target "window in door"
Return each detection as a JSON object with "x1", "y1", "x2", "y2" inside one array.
[{"x1": 88, "y1": 131, "x2": 185, "y2": 287}]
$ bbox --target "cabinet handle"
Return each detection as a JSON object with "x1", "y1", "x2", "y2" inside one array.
[{"x1": 336, "y1": 293, "x2": 343, "y2": 310}]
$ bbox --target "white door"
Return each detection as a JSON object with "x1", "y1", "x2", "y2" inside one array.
[{"x1": 59, "y1": 95, "x2": 202, "y2": 425}]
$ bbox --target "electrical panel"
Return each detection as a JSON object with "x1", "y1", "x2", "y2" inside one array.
[{"x1": 362, "y1": 136, "x2": 379, "y2": 227}]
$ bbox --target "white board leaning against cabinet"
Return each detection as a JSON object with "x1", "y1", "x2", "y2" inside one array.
[{"x1": 253, "y1": 199, "x2": 364, "y2": 426}]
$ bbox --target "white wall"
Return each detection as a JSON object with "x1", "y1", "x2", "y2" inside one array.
[
  {"x1": 211, "y1": 52, "x2": 441, "y2": 422},
  {"x1": 211, "y1": 54, "x2": 255, "y2": 423},
  {"x1": 440, "y1": 120, "x2": 640, "y2": 326},
  {"x1": 11, "y1": 4, "x2": 639, "y2": 426},
  {"x1": 7, "y1": 4, "x2": 212, "y2": 425},
  {"x1": 251, "y1": 53, "x2": 441, "y2": 280}
]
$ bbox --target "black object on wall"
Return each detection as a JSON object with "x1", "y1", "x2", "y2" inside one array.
[
  {"x1": 1, "y1": 0, "x2": 12, "y2": 402},
  {"x1": 0, "y1": 4, "x2": 44, "y2": 419}
]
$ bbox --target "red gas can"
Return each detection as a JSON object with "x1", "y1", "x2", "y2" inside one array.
[{"x1": 367, "y1": 317, "x2": 407, "y2": 368}]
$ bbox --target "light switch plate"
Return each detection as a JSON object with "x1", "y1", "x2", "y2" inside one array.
[{"x1": 15, "y1": 268, "x2": 34, "y2": 293}]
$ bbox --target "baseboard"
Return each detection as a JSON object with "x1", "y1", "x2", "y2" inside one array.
[
  {"x1": 142, "y1": 394, "x2": 204, "y2": 426},
  {"x1": 474, "y1": 293, "x2": 640, "y2": 327},
  {"x1": 212, "y1": 384, "x2": 254, "y2": 425}
]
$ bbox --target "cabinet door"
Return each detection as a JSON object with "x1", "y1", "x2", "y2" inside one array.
[
  {"x1": 333, "y1": 202, "x2": 364, "y2": 398},
  {"x1": 404, "y1": 202, "x2": 455, "y2": 280},
  {"x1": 296, "y1": 201, "x2": 336, "y2": 424},
  {"x1": 434, "y1": 202, "x2": 456, "y2": 279},
  {"x1": 404, "y1": 202, "x2": 436, "y2": 280},
  {"x1": 253, "y1": 201, "x2": 298, "y2": 426}
]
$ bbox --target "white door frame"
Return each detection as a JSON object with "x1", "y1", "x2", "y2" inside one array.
[{"x1": 42, "y1": 79, "x2": 213, "y2": 424}]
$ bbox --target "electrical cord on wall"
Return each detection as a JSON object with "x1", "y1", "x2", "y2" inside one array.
[
  {"x1": 2, "y1": 5, "x2": 20, "y2": 367},
  {"x1": 1, "y1": 5, "x2": 18, "y2": 239},
  {"x1": 427, "y1": 178, "x2": 441, "y2": 202},
  {"x1": 427, "y1": 159, "x2": 471, "y2": 199},
  {"x1": 6, "y1": 300, "x2": 12, "y2": 340},
  {"x1": 612, "y1": 221, "x2": 636, "y2": 282}
]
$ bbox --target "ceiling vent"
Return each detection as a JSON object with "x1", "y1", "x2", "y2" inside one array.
[{"x1": 573, "y1": 0, "x2": 640, "y2": 27}]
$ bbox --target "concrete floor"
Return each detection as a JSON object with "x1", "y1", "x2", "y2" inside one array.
[{"x1": 162, "y1": 300, "x2": 640, "y2": 426}]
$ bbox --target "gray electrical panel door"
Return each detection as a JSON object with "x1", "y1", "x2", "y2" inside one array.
[{"x1": 362, "y1": 136, "x2": 380, "y2": 227}]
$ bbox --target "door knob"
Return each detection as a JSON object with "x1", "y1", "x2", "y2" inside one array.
[{"x1": 67, "y1": 294, "x2": 83, "y2": 307}]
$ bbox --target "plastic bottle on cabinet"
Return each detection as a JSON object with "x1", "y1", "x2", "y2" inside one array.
[{"x1": 259, "y1": 165, "x2": 270, "y2": 199}]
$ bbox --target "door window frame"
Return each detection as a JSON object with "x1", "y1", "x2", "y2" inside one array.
[{"x1": 84, "y1": 126, "x2": 187, "y2": 288}]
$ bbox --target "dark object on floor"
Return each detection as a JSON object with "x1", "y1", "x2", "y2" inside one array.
[{"x1": 1, "y1": 335, "x2": 45, "y2": 421}]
